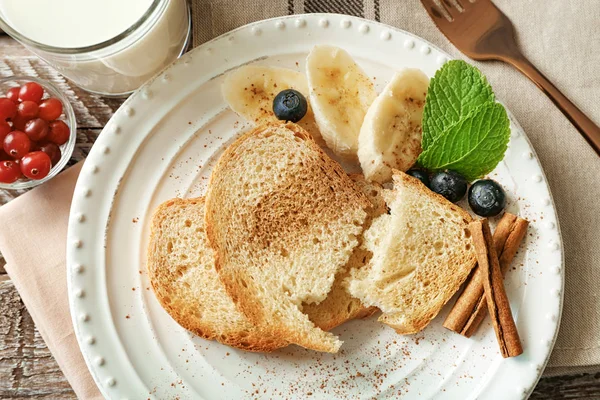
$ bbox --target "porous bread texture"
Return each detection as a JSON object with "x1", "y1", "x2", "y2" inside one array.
[
  {"x1": 147, "y1": 197, "x2": 286, "y2": 352},
  {"x1": 205, "y1": 122, "x2": 371, "y2": 352},
  {"x1": 148, "y1": 189, "x2": 375, "y2": 351},
  {"x1": 304, "y1": 174, "x2": 386, "y2": 330},
  {"x1": 350, "y1": 173, "x2": 388, "y2": 217},
  {"x1": 347, "y1": 171, "x2": 477, "y2": 334}
]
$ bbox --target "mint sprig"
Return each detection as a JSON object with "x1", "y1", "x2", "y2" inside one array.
[
  {"x1": 418, "y1": 102, "x2": 510, "y2": 181},
  {"x1": 418, "y1": 60, "x2": 510, "y2": 181}
]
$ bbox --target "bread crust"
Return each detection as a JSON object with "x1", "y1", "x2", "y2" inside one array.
[
  {"x1": 148, "y1": 175, "x2": 379, "y2": 352},
  {"x1": 348, "y1": 170, "x2": 477, "y2": 334},
  {"x1": 205, "y1": 122, "x2": 371, "y2": 352},
  {"x1": 304, "y1": 174, "x2": 384, "y2": 330},
  {"x1": 147, "y1": 197, "x2": 288, "y2": 352}
]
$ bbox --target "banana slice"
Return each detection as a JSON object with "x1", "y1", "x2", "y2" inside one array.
[
  {"x1": 222, "y1": 65, "x2": 323, "y2": 144},
  {"x1": 358, "y1": 69, "x2": 429, "y2": 183},
  {"x1": 306, "y1": 45, "x2": 377, "y2": 160}
]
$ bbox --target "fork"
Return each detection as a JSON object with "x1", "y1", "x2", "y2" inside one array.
[{"x1": 420, "y1": 0, "x2": 600, "y2": 156}]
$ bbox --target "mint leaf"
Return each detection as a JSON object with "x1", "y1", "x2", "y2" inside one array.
[
  {"x1": 418, "y1": 102, "x2": 510, "y2": 181},
  {"x1": 422, "y1": 60, "x2": 495, "y2": 149}
]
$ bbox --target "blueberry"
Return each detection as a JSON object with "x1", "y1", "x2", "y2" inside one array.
[
  {"x1": 273, "y1": 89, "x2": 308, "y2": 123},
  {"x1": 430, "y1": 170, "x2": 468, "y2": 203},
  {"x1": 406, "y1": 169, "x2": 430, "y2": 187},
  {"x1": 468, "y1": 179, "x2": 506, "y2": 217}
]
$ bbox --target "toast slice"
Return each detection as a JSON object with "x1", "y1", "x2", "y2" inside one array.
[
  {"x1": 147, "y1": 178, "x2": 381, "y2": 351},
  {"x1": 304, "y1": 174, "x2": 385, "y2": 330},
  {"x1": 147, "y1": 197, "x2": 287, "y2": 352},
  {"x1": 347, "y1": 171, "x2": 477, "y2": 334},
  {"x1": 205, "y1": 122, "x2": 371, "y2": 353}
]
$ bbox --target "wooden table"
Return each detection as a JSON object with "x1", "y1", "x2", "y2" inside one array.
[{"x1": 0, "y1": 35, "x2": 598, "y2": 400}]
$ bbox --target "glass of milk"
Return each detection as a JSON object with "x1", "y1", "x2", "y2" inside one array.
[{"x1": 0, "y1": 0, "x2": 190, "y2": 96}]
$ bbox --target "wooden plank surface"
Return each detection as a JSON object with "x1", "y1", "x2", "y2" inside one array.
[
  {"x1": 0, "y1": 280, "x2": 75, "y2": 399},
  {"x1": 0, "y1": 35, "x2": 598, "y2": 400}
]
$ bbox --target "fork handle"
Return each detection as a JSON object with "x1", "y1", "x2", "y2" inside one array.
[{"x1": 507, "y1": 55, "x2": 600, "y2": 156}]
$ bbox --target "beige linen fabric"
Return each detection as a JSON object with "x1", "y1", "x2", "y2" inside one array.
[
  {"x1": 375, "y1": 0, "x2": 600, "y2": 375},
  {"x1": 0, "y1": 1, "x2": 599, "y2": 396},
  {"x1": 192, "y1": 0, "x2": 600, "y2": 374}
]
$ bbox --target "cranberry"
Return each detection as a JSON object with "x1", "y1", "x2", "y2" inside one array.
[
  {"x1": 6, "y1": 87, "x2": 20, "y2": 104},
  {"x1": 0, "y1": 160, "x2": 22, "y2": 183},
  {"x1": 17, "y1": 101, "x2": 39, "y2": 120},
  {"x1": 20, "y1": 151, "x2": 51, "y2": 180},
  {"x1": 3, "y1": 131, "x2": 31, "y2": 159},
  {"x1": 0, "y1": 121, "x2": 11, "y2": 143},
  {"x1": 0, "y1": 98, "x2": 17, "y2": 120},
  {"x1": 24, "y1": 118, "x2": 49, "y2": 141},
  {"x1": 47, "y1": 120, "x2": 70, "y2": 145},
  {"x1": 37, "y1": 142, "x2": 62, "y2": 166},
  {"x1": 11, "y1": 116, "x2": 28, "y2": 131},
  {"x1": 18, "y1": 82, "x2": 44, "y2": 104},
  {"x1": 39, "y1": 98, "x2": 63, "y2": 121}
]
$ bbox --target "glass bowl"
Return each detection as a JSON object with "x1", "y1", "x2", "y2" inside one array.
[{"x1": 0, "y1": 76, "x2": 77, "y2": 190}]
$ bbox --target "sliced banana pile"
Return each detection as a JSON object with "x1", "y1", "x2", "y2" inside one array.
[
  {"x1": 222, "y1": 65, "x2": 323, "y2": 144},
  {"x1": 222, "y1": 47, "x2": 429, "y2": 184},
  {"x1": 358, "y1": 69, "x2": 429, "y2": 183},
  {"x1": 306, "y1": 45, "x2": 377, "y2": 161}
]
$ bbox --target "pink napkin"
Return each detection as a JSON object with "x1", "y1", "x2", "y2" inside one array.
[{"x1": 0, "y1": 163, "x2": 102, "y2": 400}]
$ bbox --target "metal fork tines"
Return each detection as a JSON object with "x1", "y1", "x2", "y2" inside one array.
[{"x1": 420, "y1": 0, "x2": 600, "y2": 155}]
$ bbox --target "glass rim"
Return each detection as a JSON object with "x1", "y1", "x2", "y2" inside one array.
[{"x1": 0, "y1": 0, "x2": 165, "y2": 55}]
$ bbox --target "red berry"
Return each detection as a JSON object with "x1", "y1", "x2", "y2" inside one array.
[
  {"x1": 0, "y1": 121, "x2": 11, "y2": 143},
  {"x1": 37, "y1": 142, "x2": 62, "y2": 166},
  {"x1": 4, "y1": 131, "x2": 31, "y2": 159},
  {"x1": 20, "y1": 151, "x2": 51, "y2": 180},
  {"x1": 19, "y1": 82, "x2": 44, "y2": 104},
  {"x1": 38, "y1": 98, "x2": 63, "y2": 121},
  {"x1": 6, "y1": 87, "x2": 20, "y2": 103},
  {"x1": 0, "y1": 160, "x2": 22, "y2": 183},
  {"x1": 0, "y1": 98, "x2": 17, "y2": 121},
  {"x1": 17, "y1": 101, "x2": 39, "y2": 120},
  {"x1": 47, "y1": 120, "x2": 70, "y2": 145},
  {"x1": 24, "y1": 118, "x2": 49, "y2": 141},
  {"x1": 11, "y1": 116, "x2": 27, "y2": 131}
]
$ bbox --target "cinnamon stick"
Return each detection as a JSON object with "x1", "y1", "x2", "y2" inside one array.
[
  {"x1": 443, "y1": 213, "x2": 528, "y2": 337},
  {"x1": 469, "y1": 219, "x2": 522, "y2": 357}
]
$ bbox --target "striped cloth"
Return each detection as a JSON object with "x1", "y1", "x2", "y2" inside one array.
[{"x1": 190, "y1": 0, "x2": 600, "y2": 377}]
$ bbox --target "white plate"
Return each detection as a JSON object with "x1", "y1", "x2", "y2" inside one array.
[{"x1": 67, "y1": 14, "x2": 563, "y2": 400}]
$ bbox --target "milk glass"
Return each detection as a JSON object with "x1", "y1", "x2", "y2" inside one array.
[{"x1": 0, "y1": 0, "x2": 190, "y2": 96}]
